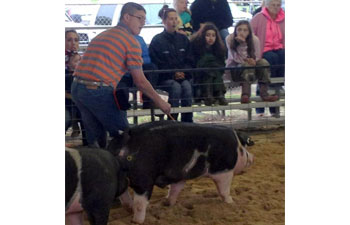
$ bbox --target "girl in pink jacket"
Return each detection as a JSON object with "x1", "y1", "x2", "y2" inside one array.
[
  {"x1": 250, "y1": 0, "x2": 285, "y2": 115},
  {"x1": 225, "y1": 20, "x2": 278, "y2": 103}
]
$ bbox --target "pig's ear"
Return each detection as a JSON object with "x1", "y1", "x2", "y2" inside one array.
[{"x1": 246, "y1": 138, "x2": 255, "y2": 146}]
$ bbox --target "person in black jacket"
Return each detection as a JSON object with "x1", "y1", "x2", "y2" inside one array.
[
  {"x1": 190, "y1": 0, "x2": 233, "y2": 42},
  {"x1": 149, "y1": 5, "x2": 194, "y2": 123}
]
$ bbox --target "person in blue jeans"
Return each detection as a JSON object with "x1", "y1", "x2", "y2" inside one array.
[
  {"x1": 255, "y1": 49, "x2": 284, "y2": 114},
  {"x1": 71, "y1": 3, "x2": 171, "y2": 148},
  {"x1": 134, "y1": 35, "x2": 159, "y2": 109},
  {"x1": 149, "y1": 5, "x2": 194, "y2": 122}
]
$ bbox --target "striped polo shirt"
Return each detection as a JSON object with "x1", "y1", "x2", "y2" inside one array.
[{"x1": 74, "y1": 23, "x2": 143, "y2": 88}]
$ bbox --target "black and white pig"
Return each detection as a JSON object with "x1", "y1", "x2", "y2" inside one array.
[
  {"x1": 107, "y1": 121, "x2": 254, "y2": 224},
  {"x1": 65, "y1": 147, "x2": 131, "y2": 225}
]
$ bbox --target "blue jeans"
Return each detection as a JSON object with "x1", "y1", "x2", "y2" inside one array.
[
  {"x1": 159, "y1": 79, "x2": 193, "y2": 122},
  {"x1": 256, "y1": 49, "x2": 285, "y2": 114},
  {"x1": 71, "y1": 81, "x2": 129, "y2": 147}
]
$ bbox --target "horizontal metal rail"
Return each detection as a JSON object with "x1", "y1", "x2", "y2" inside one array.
[
  {"x1": 65, "y1": 24, "x2": 164, "y2": 30},
  {"x1": 65, "y1": 1, "x2": 261, "y2": 6},
  {"x1": 127, "y1": 100, "x2": 285, "y2": 117},
  {"x1": 143, "y1": 64, "x2": 285, "y2": 74},
  {"x1": 199, "y1": 117, "x2": 285, "y2": 129}
]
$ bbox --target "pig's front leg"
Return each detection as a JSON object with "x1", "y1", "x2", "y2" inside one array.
[
  {"x1": 119, "y1": 189, "x2": 133, "y2": 213},
  {"x1": 208, "y1": 170, "x2": 234, "y2": 203},
  {"x1": 131, "y1": 192, "x2": 149, "y2": 224},
  {"x1": 165, "y1": 180, "x2": 186, "y2": 206}
]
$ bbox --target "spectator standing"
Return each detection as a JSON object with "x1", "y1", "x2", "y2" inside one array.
[
  {"x1": 191, "y1": 22, "x2": 228, "y2": 106},
  {"x1": 250, "y1": 0, "x2": 285, "y2": 115},
  {"x1": 71, "y1": 3, "x2": 171, "y2": 148},
  {"x1": 225, "y1": 20, "x2": 278, "y2": 104},
  {"x1": 252, "y1": 0, "x2": 265, "y2": 16},
  {"x1": 190, "y1": 0, "x2": 233, "y2": 42},
  {"x1": 149, "y1": 5, "x2": 194, "y2": 122},
  {"x1": 173, "y1": 0, "x2": 193, "y2": 37}
]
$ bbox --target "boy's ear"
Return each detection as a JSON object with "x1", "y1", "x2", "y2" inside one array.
[{"x1": 122, "y1": 13, "x2": 131, "y2": 23}]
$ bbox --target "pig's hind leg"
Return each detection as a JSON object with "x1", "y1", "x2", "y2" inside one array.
[{"x1": 208, "y1": 170, "x2": 234, "y2": 203}]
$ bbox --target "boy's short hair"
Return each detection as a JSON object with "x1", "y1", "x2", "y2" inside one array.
[{"x1": 119, "y1": 2, "x2": 146, "y2": 22}]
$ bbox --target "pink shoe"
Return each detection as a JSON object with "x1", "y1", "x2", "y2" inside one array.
[
  {"x1": 261, "y1": 95, "x2": 278, "y2": 102},
  {"x1": 241, "y1": 95, "x2": 250, "y2": 104}
]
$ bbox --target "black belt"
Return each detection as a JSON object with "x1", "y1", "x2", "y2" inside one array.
[{"x1": 73, "y1": 77, "x2": 110, "y2": 87}]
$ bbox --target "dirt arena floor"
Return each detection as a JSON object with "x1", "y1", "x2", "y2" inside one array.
[{"x1": 81, "y1": 128, "x2": 285, "y2": 225}]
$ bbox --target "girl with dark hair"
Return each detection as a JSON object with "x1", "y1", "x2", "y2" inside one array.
[
  {"x1": 149, "y1": 5, "x2": 194, "y2": 122},
  {"x1": 191, "y1": 22, "x2": 228, "y2": 106},
  {"x1": 225, "y1": 20, "x2": 278, "y2": 104}
]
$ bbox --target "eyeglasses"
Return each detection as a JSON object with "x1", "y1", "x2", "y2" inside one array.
[{"x1": 129, "y1": 14, "x2": 146, "y2": 22}]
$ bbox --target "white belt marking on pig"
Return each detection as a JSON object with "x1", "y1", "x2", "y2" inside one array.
[
  {"x1": 66, "y1": 148, "x2": 83, "y2": 211},
  {"x1": 232, "y1": 130, "x2": 244, "y2": 156},
  {"x1": 183, "y1": 146, "x2": 210, "y2": 174},
  {"x1": 232, "y1": 130, "x2": 251, "y2": 170}
]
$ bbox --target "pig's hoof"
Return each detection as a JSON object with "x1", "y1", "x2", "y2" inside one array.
[
  {"x1": 224, "y1": 196, "x2": 233, "y2": 203},
  {"x1": 162, "y1": 199, "x2": 171, "y2": 206},
  {"x1": 163, "y1": 198, "x2": 176, "y2": 206},
  {"x1": 131, "y1": 219, "x2": 144, "y2": 224}
]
